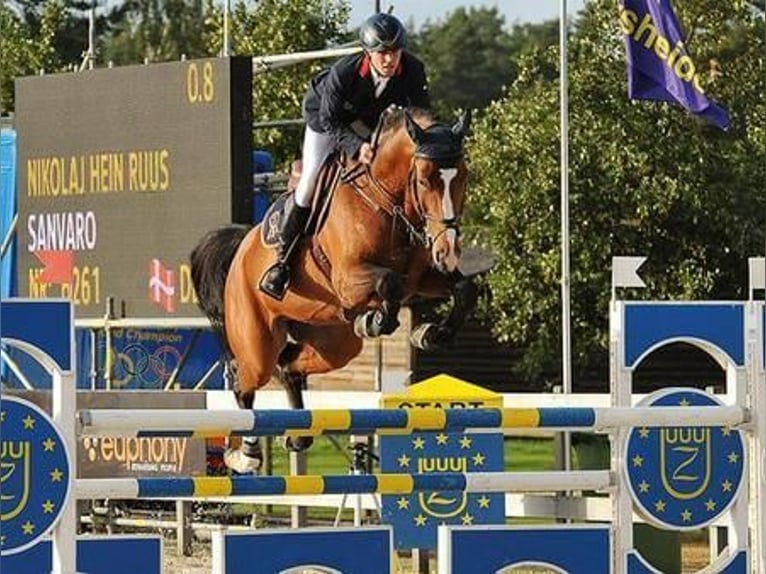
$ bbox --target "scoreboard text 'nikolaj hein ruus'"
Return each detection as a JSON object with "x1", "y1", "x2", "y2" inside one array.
[{"x1": 15, "y1": 57, "x2": 253, "y2": 318}]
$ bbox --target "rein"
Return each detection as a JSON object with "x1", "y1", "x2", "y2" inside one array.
[{"x1": 343, "y1": 163, "x2": 430, "y2": 248}]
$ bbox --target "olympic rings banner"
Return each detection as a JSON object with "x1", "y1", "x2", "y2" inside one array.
[
  {"x1": 100, "y1": 327, "x2": 222, "y2": 390},
  {"x1": 2, "y1": 327, "x2": 224, "y2": 391}
]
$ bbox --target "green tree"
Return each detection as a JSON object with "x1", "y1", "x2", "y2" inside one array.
[
  {"x1": 507, "y1": 19, "x2": 559, "y2": 53},
  {"x1": 2, "y1": 4, "x2": 49, "y2": 112},
  {"x1": 5, "y1": 0, "x2": 119, "y2": 65},
  {"x1": 102, "y1": 0, "x2": 219, "y2": 65},
  {"x1": 506, "y1": 19, "x2": 559, "y2": 82},
  {"x1": 410, "y1": 9, "x2": 558, "y2": 118},
  {"x1": 203, "y1": 0, "x2": 351, "y2": 166},
  {"x1": 466, "y1": 0, "x2": 765, "y2": 387},
  {"x1": 410, "y1": 7, "x2": 516, "y2": 117},
  {"x1": 1, "y1": 0, "x2": 121, "y2": 112}
]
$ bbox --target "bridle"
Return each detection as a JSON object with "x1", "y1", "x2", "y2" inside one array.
[
  {"x1": 342, "y1": 156, "x2": 463, "y2": 250},
  {"x1": 340, "y1": 111, "x2": 464, "y2": 250}
]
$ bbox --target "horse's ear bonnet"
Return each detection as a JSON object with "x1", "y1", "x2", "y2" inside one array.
[
  {"x1": 451, "y1": 110, "x2": 471, "y2": 138},
  {"x1": 405, "y1": 110, "x2": 470, "y2": 167}
]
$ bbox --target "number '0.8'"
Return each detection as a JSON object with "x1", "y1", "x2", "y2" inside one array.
[{"x1": 186, "y1": 62, "x2": 215, "y2": 104}]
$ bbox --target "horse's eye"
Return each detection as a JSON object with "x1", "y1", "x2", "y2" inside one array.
[{"x1": 418, "y1": 178, "x2": 430, "y2": 188}]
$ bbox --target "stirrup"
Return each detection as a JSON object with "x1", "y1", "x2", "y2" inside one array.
[{"x1": 259, "y1": 262, "x2": 290, "y2": 300}]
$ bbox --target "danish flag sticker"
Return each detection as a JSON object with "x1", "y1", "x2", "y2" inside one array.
[{"x1": 148, "y1": 258, "x2": 176, "y2": 313}]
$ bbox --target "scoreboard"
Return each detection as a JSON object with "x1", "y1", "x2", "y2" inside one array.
[{"x1": 14, "y1": 57, "x2": 252, "y2": 318}]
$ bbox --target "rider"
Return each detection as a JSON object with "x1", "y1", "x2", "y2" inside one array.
[{"x1": 259, "y1": 12, "x2": 432, "y2": 300}]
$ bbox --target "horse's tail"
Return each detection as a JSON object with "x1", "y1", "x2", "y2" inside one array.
[{"x1": 190, "y1": 225, "x2": 251, "y2": 354}]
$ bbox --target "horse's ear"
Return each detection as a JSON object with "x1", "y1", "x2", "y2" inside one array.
[
  {"x1": 404, "y1": 110, "x2": 426, "y2": 144},
  {"x1": 452, "y1": 110, "x2": 471, "y2": 138}
]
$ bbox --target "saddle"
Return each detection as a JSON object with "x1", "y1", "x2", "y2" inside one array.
[{"x1": 261, "y1": 154, "x2": 343, "y2": 247}]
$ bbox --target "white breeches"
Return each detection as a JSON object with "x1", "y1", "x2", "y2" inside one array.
[{"x1": 294, "y1": 126, "x2": 335, "y2": 208}]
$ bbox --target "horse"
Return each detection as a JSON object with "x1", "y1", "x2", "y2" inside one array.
[{"x1": 190, "y1": 106, "x2": 477, "y2": 473}]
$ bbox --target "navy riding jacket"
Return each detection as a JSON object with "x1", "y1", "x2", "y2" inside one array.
[{"x1": 303, "y1": 51, "x2": 431, "y2": 158}]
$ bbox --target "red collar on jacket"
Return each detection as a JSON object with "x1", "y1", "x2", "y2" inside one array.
[{"x1": 358, "y1": 53, "x2": 403, "y2": 78}]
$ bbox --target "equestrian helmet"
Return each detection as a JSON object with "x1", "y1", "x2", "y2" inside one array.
[{"x1": 359, "y1": 13, "x2": 406, "y2": 52}]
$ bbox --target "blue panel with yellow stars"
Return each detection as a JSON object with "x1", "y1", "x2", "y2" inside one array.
[
  {"x1": 1, "y1": 395, "x2": 71, "y2": 556},
  {"x1": 380, "y1": 430, "x2": 504, "y2": 550},
  {"x1": 625, "y1": 388, "x2": 745, "y2": 531}
]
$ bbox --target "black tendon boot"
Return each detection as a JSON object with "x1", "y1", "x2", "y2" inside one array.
[{"x1": 259, "y1": 198, "x2": 311, "y2": 300}]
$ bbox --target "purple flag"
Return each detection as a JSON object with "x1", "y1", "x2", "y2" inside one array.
[{"x1": 619, "y1": 0, "x2": 729, "y2": 130}]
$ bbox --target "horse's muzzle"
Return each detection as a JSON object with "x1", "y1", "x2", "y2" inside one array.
[{"x1": 431, "y1": 227, "x2": 461, "y2": 273}]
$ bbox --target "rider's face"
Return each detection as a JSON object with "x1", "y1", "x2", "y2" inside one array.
[{"x1": 368, "y1": 49, "x2": 402, "y2": 77}]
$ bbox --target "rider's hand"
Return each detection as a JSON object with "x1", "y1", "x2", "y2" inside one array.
[{"x1": 358, "y1": 142, "x2": 375, "y2": 164}]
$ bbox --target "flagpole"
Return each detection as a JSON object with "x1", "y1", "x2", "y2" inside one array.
[
  {"x1": 223, "y1": 0, "x2": 231, "y2": 57},
  {"x1": 560, "y1": 0, "x2": 573, "y2": 473}
]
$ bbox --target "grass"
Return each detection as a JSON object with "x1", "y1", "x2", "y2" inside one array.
[
  {"x1": 506, "y1": 437, "x2": 558, "y2": 471},
  {"x1": 229, "y1": 435, "x2": 558, "y2": 523},
  {"x1": 263, "y1": 435, "x2": 559, "y2": 475}
]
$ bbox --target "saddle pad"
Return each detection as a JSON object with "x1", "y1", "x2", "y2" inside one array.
[
  {"x1": 260, "y1": 158, "x2": 343, "y2": 249},
  {"x1": 261, "y1": 192, "x2": 289, "y2": 247}
]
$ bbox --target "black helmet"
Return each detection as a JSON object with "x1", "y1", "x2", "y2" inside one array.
[{"x1": 359, "y1": 13, "x2": 406, "y2": 52}]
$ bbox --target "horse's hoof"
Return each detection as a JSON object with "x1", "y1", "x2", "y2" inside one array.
[
  {"x1": 354, "y1": 310, "x2": 399, "y2": 338},
  {"x1": 354, "y1": 311, "x2": 381, "y2": 338},
  {"x1": 223, "y1": 448, "x2": 262, "y2": 474},
  {"x1": 282, "y1": 436, "x2": 314, "y2": 452},
  {"x1": 410, "y1": 323, "x2": 451, "y2": 351},
  {"x1": 379, "y1": 313, "x2": 400, "y2": 336}
]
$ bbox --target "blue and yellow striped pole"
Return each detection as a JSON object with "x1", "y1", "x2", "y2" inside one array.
[
  {"x1": 79, "y1": 405, "x2": 746, "y2": 438},
  {"x1": 77, "y1": 470, "x2": 614, "y2": 499},
  {"x1": 81, "y1": 407, "x2": 593, "y2": 437}
]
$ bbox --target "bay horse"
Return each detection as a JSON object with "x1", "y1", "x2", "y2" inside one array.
[{"x1": 190, "y1": 107, "x2": 477, "y2": 473}]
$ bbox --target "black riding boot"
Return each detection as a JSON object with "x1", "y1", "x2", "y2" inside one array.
[{"x1": 259, "y1": 199, "x2": 311, "y2": 300}]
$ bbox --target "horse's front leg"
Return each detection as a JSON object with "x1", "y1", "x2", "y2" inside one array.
[
  {"x1": 227, "y1": 377, "x2": 265, "y2": 474},
  {"x1": 409, "y1": 269, "x2": 479, "y2": 351},
  {"x1": 353, "y1": 269, "x2": 405, "y2": 338},
  {"x1": 276, "y1": 355, "x2": 314, "y2": 453},
  {"x1": 334, "y1": 264, "x2": 405, "y2": 338}
]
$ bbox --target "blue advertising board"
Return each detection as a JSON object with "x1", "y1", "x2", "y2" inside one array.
[
  {"x1": 1, "y1": 535, "x2": 162, "y2": 573},
  {"x1": 213, "y1": 527, "x2": 392, "y2": 573},
  {"x1": 438, "y1": 525, "x2": 610, "y2": 573}
]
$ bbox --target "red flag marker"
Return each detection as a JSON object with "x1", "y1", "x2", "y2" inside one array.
[{"x1": 33, "y1": 250, "x2": 74, "y2": 284}]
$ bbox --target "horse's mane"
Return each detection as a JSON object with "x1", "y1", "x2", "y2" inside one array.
[
  {"x1": 377, "y1": 107, "x2": 467, "y2": 165},
  {"x1": 377, "y1": 106, "x2": 434, "y2": 145}
]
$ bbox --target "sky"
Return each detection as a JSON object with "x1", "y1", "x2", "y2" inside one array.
[{"x1": 347, "y1": 0, "x2": 588, "y2": 29}]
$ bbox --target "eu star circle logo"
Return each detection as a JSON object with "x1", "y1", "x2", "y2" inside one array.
[
  {"x1": 625, "y1": 388, "x2": 745, "y2": 530},
  {"x1": 1, "y1": 395, "x2": 72, "y2": 555}
]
